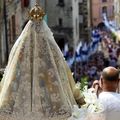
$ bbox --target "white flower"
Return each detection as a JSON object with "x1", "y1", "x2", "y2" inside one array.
[
  {"x1": 72, "y1": 105, "x2": 87, "y2": 120},
  {"x1": 83, "y1": 88, "x2": 97, "y2": 104},
  {"x1": 81, "y1": 87, "x2": 104, "y2": 113},
  {"x1": 82, "y1": 88, "x2": 104, "y2": 113},
  {"x1": 75, "y1": 82, "x2": 81, "y2": 89},
  {"x1": 71, "y1": 85, "x2": 104, "y2": 120}
]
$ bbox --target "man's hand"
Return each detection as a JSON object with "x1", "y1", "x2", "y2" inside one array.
[{"x1": 92, "y1": 80, "x2": 102, "y2": 97}]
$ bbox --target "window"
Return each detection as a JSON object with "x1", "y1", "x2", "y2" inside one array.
[
  {"x1": 76, "y1": 18, "x2": 78, "y2": 36},
  {"x1": 58, "y1": 0, "x2": 64, "y2": 4},
  {"x1": 8, "y1": 15, "x2": 16, "y2": 49},
  {"x1": 21, "y1": 0, "x2": 29, "y2": 7},
  {"x1": 79, "y1": 3, "x2": 83, "y2": 15},
  {"x1": 11, "y1": 15, "x2": 16, "y2": 42},
  {"x1": 8, "y1": 20, "x2": 12, "y2": 44},
  {"x1": 102, "y1": 0, "x2": 107, "y2": 2},
  {"x1": 57, "y1": 0, "x2": 65, "y2": 7},
  {"x1": 58, "y1": 18, "x2": 63, "y2": 26},
  {"x1": 112, "y1": 6, "x2": 114, "y2": 15},
  {"x1": 102, "y1": 6, "x2": 107, "y2": 15}
]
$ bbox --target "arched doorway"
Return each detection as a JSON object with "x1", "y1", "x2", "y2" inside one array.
[
  {"x1": 97, "y1": 22, "x2": 105, "y2": 30},
  {"x1": 54, "y1": 33, "x2": 68, "y2": 51},
  {"x1": 57, "y1": 38, "x2": 65, "y2": 51}
]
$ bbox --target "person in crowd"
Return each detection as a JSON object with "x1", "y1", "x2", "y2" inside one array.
[{"x1": 98, "y1": 66, "x2": 120, "y2": 120}]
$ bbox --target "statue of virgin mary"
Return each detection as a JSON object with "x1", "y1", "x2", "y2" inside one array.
[{"x1": 0, "y1": 4, "x2": 83, "y2": 120}]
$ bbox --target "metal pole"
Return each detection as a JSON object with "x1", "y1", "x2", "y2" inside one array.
[{"x1": 3, "y1": 0, "x2": 9, "y2": 62}]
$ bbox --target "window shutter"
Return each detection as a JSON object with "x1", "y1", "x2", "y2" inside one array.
[{"x1": 21, "y1": 0, "x2": 29, "y2": 8}]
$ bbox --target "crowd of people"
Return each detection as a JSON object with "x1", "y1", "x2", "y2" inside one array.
[{"x1": 64, "y1": 29, "x2": 120, "y2": 87}]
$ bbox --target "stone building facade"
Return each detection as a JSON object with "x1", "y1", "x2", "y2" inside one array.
[
  {"x1": 6, "y1": 0, "x2": 30, "y2": 51},
  {"x1": 0, "y1": 0, "x2": 31, "y2": 68},
  {"x1": 79, "y1": 0, "x2": 90, "y2": 41},
  {"x1": 45, "y1": 0, "x2": 79, "y2": 49},
  {"x1": 91, "y1": 0, "x2": 114, "y2": 27},
  {"x1": 114, "y1": 0, "x2": 120, "y2": 29},
  {"x1": 0, "y1": 0, "x2": 88, "y2": 67}
]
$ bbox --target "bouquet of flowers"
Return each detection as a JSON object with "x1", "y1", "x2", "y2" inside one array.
[{"x1": 70, "y1": 82, "x2": 105, "y2": 120}]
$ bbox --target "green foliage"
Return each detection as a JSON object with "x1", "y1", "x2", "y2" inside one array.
[
  {"x1": 111, "y1": 32, "x2": 116, "y2": 41},
  {"x1": 80, "y1": 76, "x2": 88, "y2": 92}
]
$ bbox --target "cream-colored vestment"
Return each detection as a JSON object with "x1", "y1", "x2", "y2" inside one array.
[{"x1": 0, "y1": 20, "x2": 77, "y2": 120}]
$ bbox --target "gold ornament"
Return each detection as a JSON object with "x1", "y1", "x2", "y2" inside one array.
[{"x1": 29, "y1": 4, "x2": 45, "y2": 22}]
